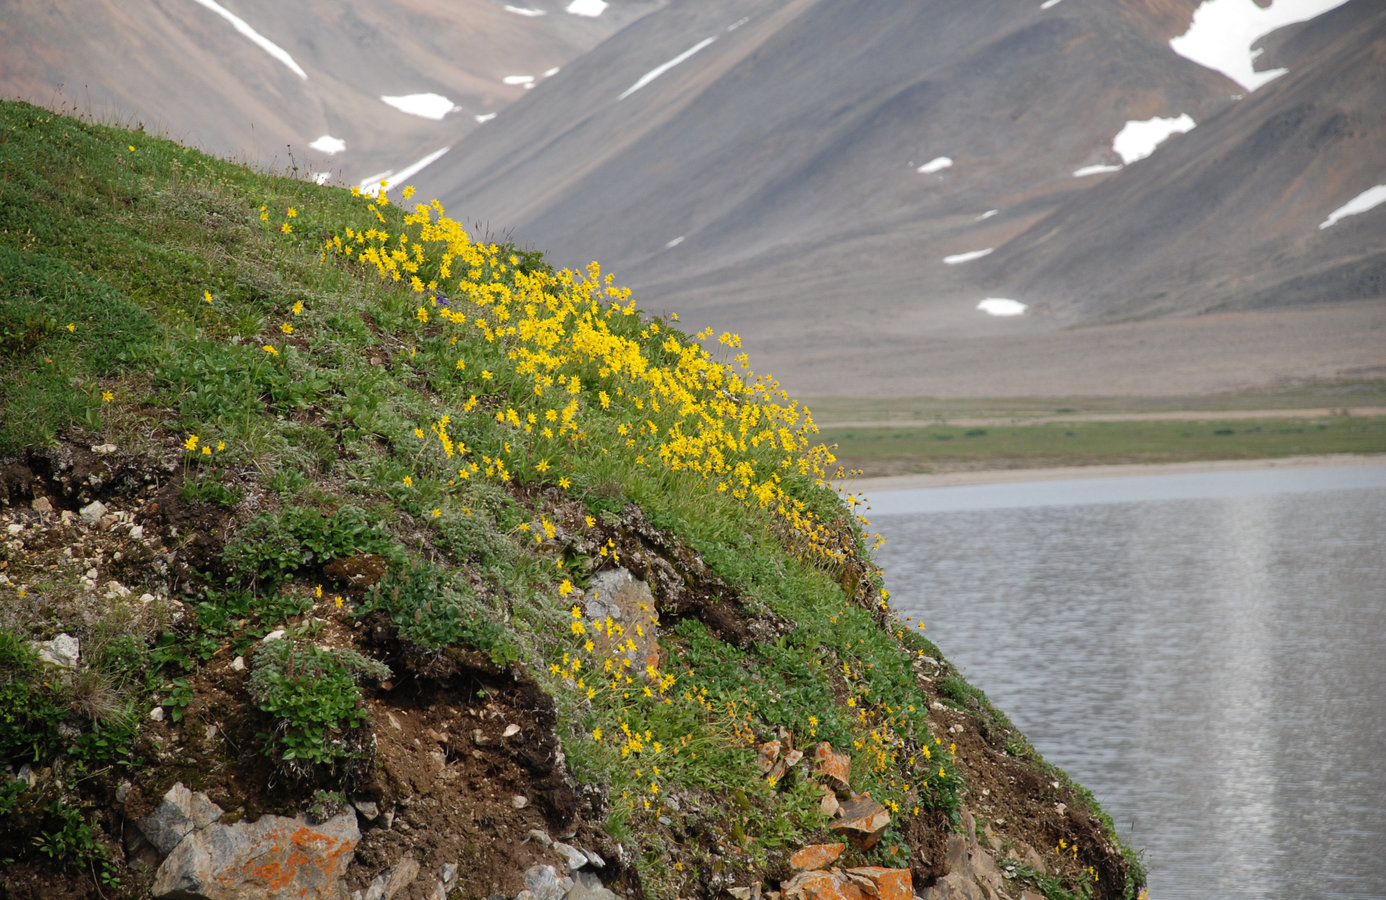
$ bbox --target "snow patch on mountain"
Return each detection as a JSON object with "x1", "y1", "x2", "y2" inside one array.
[
  {"x1": 619, "y1": 37, "x2": 717, "y2": 100},
  {"x1": 189, "y1": 0, "x2": 307, "y2": 80},
  {"x1": 977, "y1": 209, "x2": 999, "y2": 221},
  {"x1": 309, "y1": 135, "x2": 345, "y2": 154},
  {"x1": 1073, "y1": 164, "x2": 1122, "y2": 178},
  {"x1": 1171, "y1": 0, "x2": 1352, "y2": 92},
  {"x1": 504, "y1": 75, "x2": 535, "y2": 86},
  {"x1": 978, "y1": 299, "x2": 1027, "y2": 316},
  {"x1": 1113, "y1": 114, "x2": 1196, "y2": 164},
  {"x1": 566, "y1": 0, "x2": 608, "y2": 16},
  {"x1": 944, "y1": 248, "x2": 994, "y2": 265},
  {"x1": 505, "y1": 5, "x2": 546, "y2": 16},
  {"x1": 1040, "y1": 0, "x2": 1063, "y2": 9},
  {"x1": 1318, "y1": 184, "x2": 1386, "y2": 230},
  {"x1": 917, "y1": 156, "x2": 953, "y2": 174},
  {"x1": 381, "y1": 93, "x2": 460, "y2": 119},
  {"x1": 359, "y1": 146, "x2": 451, "y2": 196}
]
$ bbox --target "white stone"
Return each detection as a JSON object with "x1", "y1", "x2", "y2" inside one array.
[
  {"x1": 80, "y1": 500, "x2": 108, "y2": 525},
  {"x1": 35, "y1": 633, "x2": 80, "y2": 669},
  {"x1": 149, "y1": 706, "x2": 166, "y2": 722}
]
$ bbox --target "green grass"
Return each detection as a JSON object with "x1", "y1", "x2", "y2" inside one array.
[
  {"x1": 805, "y1": 384, "x2": 1386, "y2": 424},
  {"x1": 824, "y1": 416, "x2": 1386, "y2": 474},
  {"x1": 0, "y1": 99, "x2": 1143, "y2": 899}
]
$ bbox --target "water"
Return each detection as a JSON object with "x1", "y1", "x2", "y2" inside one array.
[{"x1": 872, "y1": 464, "x2": 1386, "y2": 900}]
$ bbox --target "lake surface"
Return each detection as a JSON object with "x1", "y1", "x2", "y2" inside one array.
[{"x1": 872, "y1": 464, "x2": 1386, "y2": 900}]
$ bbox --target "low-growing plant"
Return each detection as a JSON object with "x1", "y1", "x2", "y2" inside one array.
[
  {"x1": 247, "y1": 634, "x2": 390, "y2": 778},
  {"x1": 223, "y1": 503, "x2": 395, "y2": 590},
  {"x1": 357, "y1": 557, "x2": 518, "y2": 666}
]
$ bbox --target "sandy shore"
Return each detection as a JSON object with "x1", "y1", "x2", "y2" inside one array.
[{"x1": 840, "y1": 453, "x2": 1386, "y2": 494}]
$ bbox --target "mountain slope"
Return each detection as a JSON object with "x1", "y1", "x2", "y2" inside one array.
[
  {"x1": 0, "y1": 0, "x2": 663, "y2": 186},
  {"x1": 416, "y1": 0, "x2": 1385, "y2": 397}
]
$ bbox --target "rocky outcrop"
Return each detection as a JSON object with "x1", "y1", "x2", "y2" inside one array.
[{"x1": 133, "y1": 782, "x2": 360, "y2": 900}]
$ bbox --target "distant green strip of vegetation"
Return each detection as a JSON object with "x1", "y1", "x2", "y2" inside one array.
[{"x1": 823, "y1": 416, "x2": 1386, "y2": 475}]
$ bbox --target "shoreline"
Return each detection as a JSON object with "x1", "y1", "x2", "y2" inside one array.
[{"x1": 839, "y1": 453, "x2": 1386, "y2": 494}]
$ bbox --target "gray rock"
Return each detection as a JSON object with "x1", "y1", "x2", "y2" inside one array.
[
  {"x1": 35, "y1": 634, "x2": 80, "y2": 670},
  {"x1": 552, "y1": 841, "x2": 588, "y2": 871},
  {"x1": 526, "y1": 828, "x2": 553, "y2": 849},
  {"x1": 138, "y1": 782, "x2": 225, "y2": 857},
  {"x1": 152, "y1": 810, "x2": 358, "y2": 900},
  {"x1": 521, "y1": 864, "x2": 572, "y2": 900},
  {"x1": 79, "y1": 500, "x2": 108, "y2": 525},
  {"x1": 30, "y1": 496, "x2": 53, "y2": 514},
  {"x1": 583, "y1": 848, "x2": 606, "y2": 869},
  {"x1": 353, "y1": 800, "x2": 379, "y2": 821},
  {"x1": 438, "y1": 862, "x2": 458, "y2": 887},
  {"x1": 567, "y1": 871, "x2": 621, "y2": 900},
  {"x1": 363, "y1": 857, "x2": 418, "y2": 900}
]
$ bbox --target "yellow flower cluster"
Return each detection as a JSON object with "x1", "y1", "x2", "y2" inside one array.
[{"x1": 325, "y1": 190, "x2": 850, "y2": 562}]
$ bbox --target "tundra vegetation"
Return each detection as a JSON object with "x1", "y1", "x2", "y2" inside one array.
[{"x1": 0, "y1": 100, "x2": 1143, "y2": 899}]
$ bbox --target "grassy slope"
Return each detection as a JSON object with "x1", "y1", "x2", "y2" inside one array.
[{"x1": 0, "y1": 101, "x2": 1141, "y2": 899}]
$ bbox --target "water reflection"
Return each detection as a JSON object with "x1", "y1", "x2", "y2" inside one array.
[{"x1": 873, "y1": 466, "x2": 1386, "y2": 900}]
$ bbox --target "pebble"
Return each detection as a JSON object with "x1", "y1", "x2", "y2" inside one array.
[
  {"x1": 149, "y1": 707, "x2": 165, "y2": 722},
  {"x1": 552, "y1": 841, "x2": 588, "y2": 870},
  {"x1": 80, "y1": 500, "x2": 108, "y2": 525},
  {"x1": 512, "y1": 795, "x2": 529, "y2": 809},
  {"x1": 31, "y1": 497, "x2": 53, "y2": 514}
]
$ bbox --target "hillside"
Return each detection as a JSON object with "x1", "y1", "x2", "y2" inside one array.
[
  {"x1": 0, "y1": 102, "x2": 1143, "y2": 900},
  {"x1": 414, "y1": 0, "x2": 1386, "y2": 398},
  {"x1": 0, "y1": 0, "x2": 664, "y2": 189}
]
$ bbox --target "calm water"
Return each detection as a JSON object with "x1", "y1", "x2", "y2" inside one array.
[{"x1": 872, "y1": 465, "x2": 1386, "y2": 900}]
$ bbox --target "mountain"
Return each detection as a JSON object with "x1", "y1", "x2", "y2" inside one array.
[
  {"x1": 0, "y1": 0, "x2": 664, "y2": 186},
  {"x1": 414, "y1": 0, "x2": 1386, "y2": 397},
  {"x1": 4, "y1": 0, "x2": 1382, "y2": 397}
]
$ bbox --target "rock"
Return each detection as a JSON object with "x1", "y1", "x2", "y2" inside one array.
[
  {"x1": 819, "y1": 790, "x2": 840, "y2": 818},
  {"x1": 152, "y1": 810, "x2": 358, "y2": 900},
  {"x1": 781, "y1": 869, "x2": 867, "y2": 900},
  {"x1": 757, "y1": 740, "x2": 782, "y2": 773},
  {"x1": 137, "y1": 782, "x2": 225, "y2": 856},
  {"x1": 79, "y1": 500, "x2": 107, "y2": 525},
  {"x1": 583, "y1": 848, "x2": 606, "y2": 869},
  {"x1": 503, "y1": 723, "x2": 521, "y2": 738},
  {"x1": 92, "y1": 443, "x2": 118, "y2": 455},
  {"x1": 567, "y1": 870, "x2": 622, "y2": 900},
  {"x1": 830, "y1": 794, "x2": 890, "y2": 850},
  {"x1": 34, "y1": 633, "x2": 80, "y2": 669},
  {"x1": 30, "y1": 496, "x2": 53, "y2": 514},
  {"x1": 438, "y1": 862, "x2": 458, "y2": 887},
  {"x1": 520, "y1": 864, "x2": 572, "y2": 900},
  {"x1": 553, "y1": 841, "x2": 589, "y2": 870},
  {"x1": 812, "y1": 742, "x2": 852, "y2": 793},
  {"x1": 526, "y1": 829, "x2": 553, "y2": 849},
  {"x1": 363, "y1": 857, "x2": 419, "y2": 900},
  {"x1": 583, "y1": 569, "x2": 661, "y2": 678},
  {"x1": 789, "y1": 844, "x2": 846, "y2": 872},
  {"x1": 149, "y1": 706, "x2": 165, "y2": 722},
  {"x1": 915, "y1": 871, "x2": 987, "y2": 900},
  {"x1": 231, "y1": 656, "x2": 247, "y2": 671},
  {"x1": 843, "y1": 867, "x2": 912, "y2": 900},
  {"x1": 512, "y1": 795, "x2": 529, "y2": 809}
]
